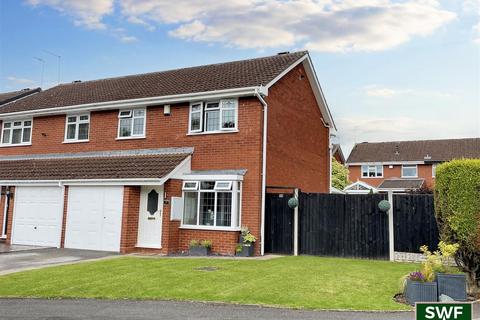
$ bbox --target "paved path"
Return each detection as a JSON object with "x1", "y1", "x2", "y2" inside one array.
[
  {"x1": 0, "y1": 248, "x2": 116, "y2": 275},
  {"x1": 0, "y1": 299, "x2": 415, "y2": 320}
]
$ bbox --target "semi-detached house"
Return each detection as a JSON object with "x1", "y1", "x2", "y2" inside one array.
[{"x1": 0, "y1": 51, "x2": 335, "y2": 255}]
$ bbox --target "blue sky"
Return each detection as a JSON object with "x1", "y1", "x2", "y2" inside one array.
[{"x1": 0, "y1": 0, "x2": 479, "y2": 155}]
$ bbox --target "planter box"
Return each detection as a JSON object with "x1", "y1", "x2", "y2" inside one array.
[
  {"x1": 189, "y1": 246, "x2": 211, "y2": 256},
  {"x1": 436, "y1": 273, "x2": 467, "y2": 301},
  {"x1": 236, "y1": 244, "x2": 254, "y2": 257},
  {"x1": 405, "y1": 279, "x2": 438, "y2": 305}
]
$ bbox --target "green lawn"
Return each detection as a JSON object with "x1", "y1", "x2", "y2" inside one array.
[{"x1": 0, "y1": 256, "x2": 417, "y2": 311}]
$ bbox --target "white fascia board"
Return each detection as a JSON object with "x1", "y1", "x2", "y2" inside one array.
[
  {"x1": 347, "y1": 161, "x2": 425, "y2": 166},
  {"x1": 0, "y1": 178, "x2": 162, "y2": 186},
  {"x1": 181, "y1": 174, "x2": 244, "y2": 181},
  {"x1": 0, "y1": 87, "x2": 262, "y2": 120}
]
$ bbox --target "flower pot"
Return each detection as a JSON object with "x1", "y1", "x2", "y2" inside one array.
[
  {"x1": 405, "y1": 279, "x2": 438, "y2": 305},
  {"x1": 189, "y1": 246, "x2": 211, "y2": 256},
  {"x1": 436, "y1": 273, "x2": 467, "y2": 301},
  {"x1": 236, "y1": 244, "x2": 254, "y2": 257}
]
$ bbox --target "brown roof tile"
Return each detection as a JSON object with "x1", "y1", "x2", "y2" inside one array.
[
  {"x1": 0, "y1": 153, "x2": 189, "y2": 181},
  {"x1": 0, "y1": 88, "x2": 41, "y2": 106},
  {"x1": 378, "y1": 178, "x2": 425, "y2": 190},
  {"x1": 0, "y1": 52, "x2": 307, "y2": 115},
  {"x1": 347, "y1": 138, "x2": 480, "y2": 163}
]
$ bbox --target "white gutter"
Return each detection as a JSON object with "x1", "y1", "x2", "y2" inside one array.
[
  {"x1": 255, "y1": 88, "x2": 268, "y2": 256},
  {"x1": 0, "y1": 86, "x2": 268, "y2": 120}
]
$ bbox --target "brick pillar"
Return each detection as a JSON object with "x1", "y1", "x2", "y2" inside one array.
[
  {"x1": 60, "y1": 186, "x2": 69, "y2": 248},
  {"x1": 120, "y1": 186, "x2": 140, "y2": 253},
  {"x1": 5, "y1": 186, "x2": 15, "y2": 244},
  {"x1": 161, "y1": 179, "x2": 182, "y2": 254}
]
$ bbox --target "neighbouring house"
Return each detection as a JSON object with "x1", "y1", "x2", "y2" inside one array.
[
  {"x1": 0, "y1": 51, "x2": 335, "y2": 256},
  {"x1": 0, "y1": 88, "x2": 41, "y2": 106},
  {"x1": 332, "y1": 143, "x2": 345, "y2": 164},
  {"x1": 346, "y1": 138, "x2": 480, "y2": 193},
  {"x1": 343, "y1": 181, "x2": 378, "y2": 194}
]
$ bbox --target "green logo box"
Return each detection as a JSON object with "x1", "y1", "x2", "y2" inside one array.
[{"x1": 416, "y1": 303, "x2": 473, "y2": 320}]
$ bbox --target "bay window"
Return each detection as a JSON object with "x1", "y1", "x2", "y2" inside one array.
[
  {"x1": 118, "y1": 108, "x2": 146, "y2": 138},
  {"x1": 1, "y1": 120, "x2": 32, "y2": 146},
  {"x1": 182, "y1": 180, "x2": 241, "y2": 229},
  {"x1": 361, "y1": 165, "x2": 383, "y2": 177},
  {"x1": 188, "y1": 99, "x2": 238, "y2": 134}
]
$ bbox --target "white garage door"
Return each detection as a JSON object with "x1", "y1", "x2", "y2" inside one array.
[
  {"x1": 12, "y1": 186, "x2": 63, "y2": 247},
  {"x1": 65, "y1": 186, "x2": 124, "y2": 252}
]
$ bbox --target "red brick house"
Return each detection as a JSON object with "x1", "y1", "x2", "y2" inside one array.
[
  {"x1": 0, "y1": 51, "x2": 335, "y2": 256},
  {"x1": 346, "y1": 138, "x2": 480, "y2": 192}
]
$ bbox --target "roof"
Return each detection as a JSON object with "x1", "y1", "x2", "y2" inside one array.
[
  {"x1": 0, "y1": 52, "x2": 307, "y2": 115},
  {"x1": 0, "y1": 88, "x2": 41, "y2": 106},
  {"x1": 378, "y1": 178, "x2": 425, "y2": 190},
  {"x1": 343, "y1": 181, "x2": 377, "y2": 192},
  {"x1": 347, "y1": 138, "x2": 480, "y2": 163},
  {"x1": 332, "y1": 143, "x2": 345, "y2": 163},
  {"x1": 0, "y1": 148, "x2": 191, "y2": 181}
]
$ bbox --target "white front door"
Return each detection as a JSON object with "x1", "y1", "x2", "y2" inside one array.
[
  {"x1": 137, "y1": 186, "x2": 163, "y2": 248},
  {"x1": 65, "y1": 186, "x2": 123, "y2": 252},
  {"x1": 12, "y1": 186, "x2": 63, "y2": 247}
]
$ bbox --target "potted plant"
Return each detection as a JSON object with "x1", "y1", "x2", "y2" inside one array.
[
  {"x1": 403, "y1": 271, "x2": 438, "y2": 305},
  {"x1": 422, "y1": 242, "x2": 467, "y2": 301},
  {"x1": 189, "y1": 240, "x2": 212, "y2": 256},
  {"x1": 236, "y1": 227, "x2": 256, "y2": 257}
]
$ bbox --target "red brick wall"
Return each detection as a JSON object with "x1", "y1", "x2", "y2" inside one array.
[
  {"x1": 5, "y1": 187, "x2": 15, "y2": 244},
  {"x1": 178, "y1": 229, "x2": 240, "y2": 255},
  {"x1": 161, "y1": 179, "x2": 182, "y2": 254},
  {"x1": 265, "y1": 64, "x2": 330, "y2": 193},
  {"x1": 348, "y1": 164, "x2": 436, "y2": 188},
  {"x1": 0, "y1": 190, "x2": 5, "y2": 238},
  {"x1": 60, "y1": 186, "x2": 69, "y2": 247},
  {"x1": 120, "y1": 186, "x2": 141, "y2": 253}
]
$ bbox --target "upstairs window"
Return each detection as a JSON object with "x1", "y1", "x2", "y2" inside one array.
[
  {"x1": 1, "y1": 120, "x2": 32, "y2": 146},
  {"x1": 432, "y1": 164, "x2": 438, "y2": 177},
  {"x1": 182, "y1": 180, "x2": 241, "y2": 229},
  {"x1": 65, "y1": 114, "x2": 90, "y2": 142},
  {"x1": 189, "y1": 99, "x2": 238, "y2": 134},
  {"x1": 361, "y1": 165, "x2": 383, "y2": 178},
  {"x1": 402, "y1": 165, "x2": 418, "y2": 178},
  {"x1": 118, "y1": 108, "x2": 146, "y2": 138}
]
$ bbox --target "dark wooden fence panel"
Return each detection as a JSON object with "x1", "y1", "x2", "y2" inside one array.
[
  {"x1": 394, "y1": 194, "x2": 439, "y2": 253},
  {"x1": 264, "y1": 193, "x2": 294, "y2": 254},
  {"x1": 299, "y1": 193, "x2": 389, "y2": 259}
]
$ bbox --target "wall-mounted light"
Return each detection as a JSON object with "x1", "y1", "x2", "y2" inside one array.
[{"x1": 164, "y1": 105, "x2": 171, "y2": 116}]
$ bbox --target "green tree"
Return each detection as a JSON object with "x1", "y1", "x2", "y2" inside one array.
[
  {"x1": 434, "y1": 159, "x2": 480, "y2": 296},
  {"x1": 331, "y1": 158, "x2": 350, "y2": 190}
]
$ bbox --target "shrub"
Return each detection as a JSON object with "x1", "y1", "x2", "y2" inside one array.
[
  {"x1": 331, "y1": 158, "x2": 350, "y2": 190},
  {"x1": 434, "y1": 159, "x2": 480, "y2": 295},
  {"x1": 201, "y1": 240, "x2": 212, "y2": 249},
  {"x1": 189, "y1": 239, "x2": 199, "y2": 248}
]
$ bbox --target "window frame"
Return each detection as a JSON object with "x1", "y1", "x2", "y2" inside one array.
[
  {"x1": 181, "y1": 180, "x2": 241, "y2": 230},
  {"x1": 188, "y1": 98, "x2": 238, "y2": 135},
  {"x1": 402, "y1": 164, "x2": 418, "y2": 178},
  {"x1": 432, "y1": 164, "x2": 438, "y2": 178},
  {"x1": 117, "y1": 108, "x2": 147, "y2": 139},
  {"x1": 361, "y1": 164, "x2": 383, "y2": 178},
  {"x1": 0, "y1": 119, "x2": 33, "y2": 146},
  {"x1": 64, "y1": 113, "x2": 90, "y2": 143}
]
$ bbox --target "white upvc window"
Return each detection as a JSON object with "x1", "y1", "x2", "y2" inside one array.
[
  {"x1": 118, "y1": 108, "x2": 146, "y2": 138},
  {"x1": 188, "y1": 99, "x2": 238, "y2": 134},
  {"x1": 1, "y1": 119, "x2": 32, "y2": 146},
  {"x1": 182, "y1": 180, "x2": 241, "y2": 229},
  {"x1": 432, "y1": 164, "x2": 438, "y2": 177},
  {"x1": 361, "y1": 165, "x2": 383, "y2": 178},
  {"x1": 402, "y1": 164, "x2": 418, "y2": 178},
  {"x1": 64, "y1": 114, "x2": 90, "y2": 142}
]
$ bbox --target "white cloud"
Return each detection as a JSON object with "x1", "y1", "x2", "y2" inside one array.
[
  {"x1": 119, "y1": 35, "x2": 138, "y2": 43},
  {"x1": 364, "y1": 85, "x2": 453, "y2": 98},
  {"x1": 27, "y1": 0, "x2": 114, "y2": 29},
  {"x1": 474, "y1": 21, "x2": 480, "y2": 43},
  {"x1": 364, "y1": 86, "x2": 411, "y2": 98},
  {"x1": 119, "y1": 0, "x2": 456, "y2": 52},
  {"x1": 6, "y1": 76, "x2": 36, "y2": 85}
]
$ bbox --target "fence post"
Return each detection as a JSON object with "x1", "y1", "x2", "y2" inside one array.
[
  {"x1": 388, "y1": 191, "x2": 394, "y2": 261},
  {"x1": 294, "y1": 188, "x2": 299, "y2": 256}
]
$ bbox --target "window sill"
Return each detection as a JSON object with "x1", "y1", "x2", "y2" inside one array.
[
  {"x1": 116, "y1": 136, "x2": 146, "y2": 141},
  {"x1": 187, "y1": 129, "x2": 238, "y2": 136},
  {"x1": 361, "y1": 176, "x2": 383, "y2": 179},
  {"x1": 179, "y1": 225, "x2": 241, "y2": 232},
  {"x1": 401, "y1": 176, "x2": 418, "y2": 179},
  {"x1": 0, "y1": 143, "x2": 32, "y2": 148},
  {"x1": 63, "y1": 140, "x2": 89, "y2": 144}
]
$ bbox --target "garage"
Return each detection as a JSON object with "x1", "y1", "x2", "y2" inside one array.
[
  {"x1": 64, "y1": 186, "x2": 124, "y2": 252},
  {"x1": 12, "y1": 186, "x2": 63, "y2": 247}
]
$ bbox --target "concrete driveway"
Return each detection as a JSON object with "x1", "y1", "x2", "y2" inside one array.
[{"x1": 0, "y1": 248, "x2": 116, "y2": 275}]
